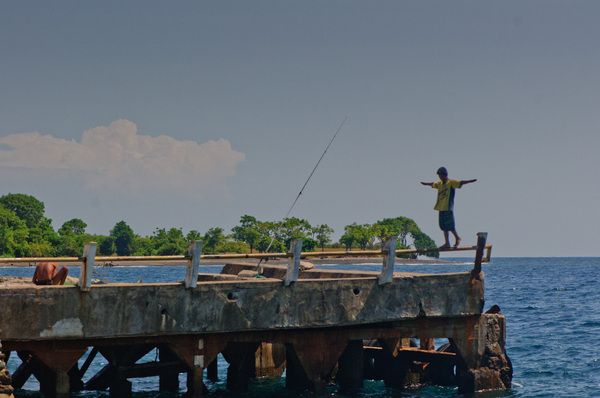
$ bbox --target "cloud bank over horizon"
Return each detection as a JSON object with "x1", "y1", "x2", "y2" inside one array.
[{"x1": 0, "y1": 120, "x2": 245, "y2": 199}]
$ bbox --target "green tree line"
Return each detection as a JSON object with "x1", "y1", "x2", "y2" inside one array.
[{"x1": 0, "y1": 193, "x2": 438, "y2": 258}]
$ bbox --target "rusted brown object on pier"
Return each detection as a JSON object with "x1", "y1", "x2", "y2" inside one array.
[{"x1": 0, "y1": 235, "x2": 510, "y2": 397}]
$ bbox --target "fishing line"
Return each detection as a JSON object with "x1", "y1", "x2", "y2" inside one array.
[
  {"x1": 257, "y1": 117, "x2": 347, "y2": 267},
  {"x1": 285, "y1": 117, "x2": 346, "y2": 219}
]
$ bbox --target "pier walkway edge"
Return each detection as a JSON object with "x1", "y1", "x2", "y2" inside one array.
[{"x1": 0, "y1": 233, "x2": 511, "y2": 397}]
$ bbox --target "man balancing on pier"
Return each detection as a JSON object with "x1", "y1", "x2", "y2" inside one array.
[
  {"x1": 421, "y1": 167, "x2": 476, "y2": 249},
  {"x1": 32, "y1": 262, "x2": 69, "y2": 285}
]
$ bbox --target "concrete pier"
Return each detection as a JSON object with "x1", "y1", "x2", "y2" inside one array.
[{"x1": 0, "y1": 237, "x2": 511, "y2": 397}]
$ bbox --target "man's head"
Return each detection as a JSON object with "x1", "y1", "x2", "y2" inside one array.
[{"x1": 437, "y1": 167, "x2": 448, "y2": 181}]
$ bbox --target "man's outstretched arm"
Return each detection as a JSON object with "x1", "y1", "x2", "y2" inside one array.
[{"x1": 460, "y1": 179, "x2": 477, "y2": 187}]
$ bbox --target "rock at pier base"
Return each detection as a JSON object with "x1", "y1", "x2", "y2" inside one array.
[
  {"x1": 479, "y1": 314, "x2": 513, "y2": 390},
  {"x1": 454, "y1": 314, "x2": 512, "y2": 393},
  {"x1": 0, "y1": 341, "x2": 13, "y2": 398}
]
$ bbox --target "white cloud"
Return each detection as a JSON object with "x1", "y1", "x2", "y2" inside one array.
[{"x1": 0, "y1": 119, "x2": 245, "y2": 198}]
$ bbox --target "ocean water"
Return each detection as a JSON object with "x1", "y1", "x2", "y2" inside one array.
[{"x1": 2, "y1": 257, "x2": 599, "y2": 397}]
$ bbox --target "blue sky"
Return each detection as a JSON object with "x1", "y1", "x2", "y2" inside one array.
[{"x1": 1, "y1": 1, "x2": 599, "y2": 257}]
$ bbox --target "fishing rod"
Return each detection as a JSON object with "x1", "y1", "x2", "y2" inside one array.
[
  {"x1": 256, "y1": 117, "x2": 347, "y2": 268},
  {"x1": 284, "y1": 116, "x2": 347, "y2": 220}
]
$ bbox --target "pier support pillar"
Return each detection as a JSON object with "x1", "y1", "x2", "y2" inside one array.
[
  {"x1": 285, "y1": 331, "x2": 348, "y2": 394},
  {"x1": 451, "y1": 314, "x2": 512, "y2": 393},
  {"x1": 222, "y1": 342, "x2": 260, "y2": 393},
  {"x1": 336, "y1": 340, "x2": 364, "y2": 393},
  {"x1": 158, "y1": 345, "x2": 180, "y2": 392},
  {"x1": 206, "y1": 358, "x2": 218, "y2": 381},
  {"x1": 376, "y1": 338, "x2": 410, "y2": 389},
  {"x1": 167, "y1": 335, "x2": 227, "y2": 398},
  {"x1": 109, "y1": 379, "x2": 132, "y2": 398},
  {"x1": 30, "y1": 346, "x2": 87, "y2": 398},
  {"x1": 186, "y1": 367, "x2": 204, "y2": 398}
]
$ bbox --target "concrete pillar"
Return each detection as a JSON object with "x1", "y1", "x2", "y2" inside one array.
[
  {"x1": 222, "y1": 342, "x2": 260, "y2": 392},
  {"x1": 336, "y1": 340, "x2": 364, "y2": 393},
  {"x1": 31, "y1": 346, "x2": 87, "y2": 398},
  {"x1": 109, "y1": 379, "x2": 132, "y2": 398},
  {"x1": 376, "y1": 338, "x2": 410, "y2": 389},
  {"x1": 186, "y1": 367, "x2": 205, "y2": 398},
  {"x1": 167, "y1": 335, "x2": 227, "y2": 398},
  {"x1": 425, "y1": 347, "x2": 457, "y2": 386},
  {"x1": 206, "y1": 358, "x2": 218, "y2": 381},
  {"x1": 285, "y1": 331, "x2": 348, "y2": 394},
  {"x1": 158, "y1": 346, "x2": 180, "y2": 392},
  {"x1": 284, "y1": 343, "x2": 307, "y2": 390}
]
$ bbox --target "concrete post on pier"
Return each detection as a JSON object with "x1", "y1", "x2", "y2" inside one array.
[
  {"x1": 378, "y1": 236, "x2": 397, "y2": 285},
  {"x1": 185, "y1": 241, "x2": 203, "y2": 289},
  {"x1": 472, "y1": 232, "x2": 488, "y2": 279},
  {"x1": 78, "y1": 242, "x2": 97, "y2": 291},
  {"x1": 284, "y1": 239, "x2": 302, "y2": 286}
]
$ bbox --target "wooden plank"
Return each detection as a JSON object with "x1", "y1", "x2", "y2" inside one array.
[{"x1": 395, "y1": 347, "x2": 457, "y2": 364}]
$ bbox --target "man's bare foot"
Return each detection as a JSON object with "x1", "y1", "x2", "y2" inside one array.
[
  {"x1": 439, "y1": 243, "x2": 451, "y2": 249},
  {"x1": 454, "y1": 238, "x2": 462, "y2": 248}
]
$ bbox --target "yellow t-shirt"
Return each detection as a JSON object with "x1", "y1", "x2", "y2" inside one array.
[{"x1": 432, "y1": 180, "x2": 462, "y2": 211}]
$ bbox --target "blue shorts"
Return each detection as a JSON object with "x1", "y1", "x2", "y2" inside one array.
[{"x1": 438, "y1": 211, "x2": 455, "y2": 232}]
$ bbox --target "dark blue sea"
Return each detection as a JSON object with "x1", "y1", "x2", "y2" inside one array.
[{"x1": 3, "y1": 257, "x2": 599, "y2": 397}]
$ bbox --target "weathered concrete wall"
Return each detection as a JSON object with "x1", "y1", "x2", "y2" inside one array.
[{"x1": 0, "y1": 271, "x2": 483, "y2": 342}]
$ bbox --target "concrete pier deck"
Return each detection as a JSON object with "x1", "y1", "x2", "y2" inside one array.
[
  {"x1": 0, "y1": 269, "x2": 483, "y2": 340},
  {"x1": 0, "y1": 236, "x2": 511, "y2": 397}
]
